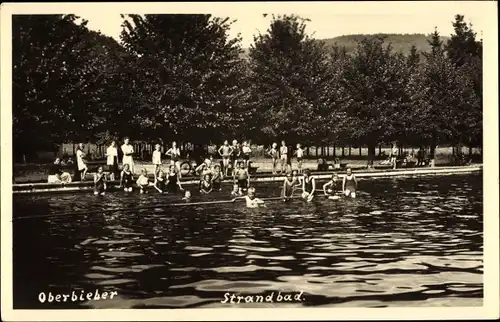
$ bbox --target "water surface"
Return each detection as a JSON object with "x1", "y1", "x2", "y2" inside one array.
[{"x1": 13, "y1": 173, "x2": 483, "y2": 308}]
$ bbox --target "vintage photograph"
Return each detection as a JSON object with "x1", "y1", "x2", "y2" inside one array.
[{"x1": 1, "y1": 1, "x2": 498, "y2": 321}]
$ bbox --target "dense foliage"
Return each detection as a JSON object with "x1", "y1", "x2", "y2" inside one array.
[{"x1": 13, "y1": 14, "x2": 482, "y2": 164}]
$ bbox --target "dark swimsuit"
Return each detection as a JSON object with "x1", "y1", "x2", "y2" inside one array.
[
  {"x1": 156, "y1": 177, "x2": 166, "y2": 192},
  {"x1": 200, "y1": 180, "x2": 212, "y2": 193},
  {"x1": 327, "y1": 181, "x2": 338, "y2": 195},
  {"x1": 236, "y1": 170, "x2": 248, "y2": 189},
  {"x1": 283, "y1": 179, "x2": 295, "y2": 198},
  {"x1": 167, "y1": 172, "x2": 179, "y2": 193},
  {"x1": 345, "y1": 175, "x2": 356, "y2": 191},
  {"x1": 122, "y1": 170, "x2": 133, "y2": 188},
  {"x1": 94, "y1": 174, "x2": 106, "y2": 193},
  {"x1": 212, "y1": 173, "x2": 222, "y2": 190},
  {"x1": 304, "y1": 177, "x2": 314, "y2": 194}
]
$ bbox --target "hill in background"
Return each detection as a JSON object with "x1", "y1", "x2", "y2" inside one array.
[{"x1": 242, "y1": 33, "x2": 450, "y2": 56}]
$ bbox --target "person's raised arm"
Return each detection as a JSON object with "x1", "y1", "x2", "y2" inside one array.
[
  {"x1": 165, "y1": 148, "x2": 172, "y2": 157},
  {"x1": 323, "y1": 181, "x2": 332, "y2": 195},
  {"x1": 94, "y1": 173, "x2": 98, "y2": 183}
]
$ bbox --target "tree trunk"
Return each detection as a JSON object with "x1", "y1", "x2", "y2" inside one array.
[
  {"x1": 359, "y1": 146, "x2": 362, "y2": 156},
  {"x1": 306, "y1": 146, "x2": 309, "y2": 156},
  {"x1": 342, "y1": 147, "x2": 345, "y2": 157},
  {"x1": 468, "y1": 146, "x2": 473, "y2": 156},
  {"x1": 379, "y1": 145, "x2": 382, "y2": 156},
  {"x1": 315, "y1": 146, "x2": 318, "y2": 157},
  {"x1": 333, "y1": 144, "x2": 336, "y2": 157},
  {"x1": 367, "y1": 143, "x2": 376, "y2": 168},
  {"x1": 348, "y1": 146, "x2": 351, "y2": 156},
  {"x1": 430, "y1": 137, "x2": 436, "y2": 168}
]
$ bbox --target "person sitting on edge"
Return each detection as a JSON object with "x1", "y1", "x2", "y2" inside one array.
[
  {"x1": 243, "y1": 187, "x2": 266, "y2": 208},
  {"x1": 136, "y1": 169, "x2": 150, "y2": 194},
  {"x1": 282, "y1": 172, "x2": 296, "y2": 202},
  {"x1": 323, "y1": 173, "x2": 341, "y2": 200},
  {"x1": 342, "y1": 167, "x2": 357, "y2": 198},
  {"x1": 93, "y1": 166, "x2": 107, "y2": 196}
]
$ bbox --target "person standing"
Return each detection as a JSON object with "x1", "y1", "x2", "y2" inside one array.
[
  {"x1": 230, "y1": 139, "x2": 240, "y2": 174},
  {"x1": 218, "y1": 140, "x2": 233, "y2": 176},
  {"x1": 390, "y1": 142, "x2": 398, "y2": 170},
  {"x1": 279, "y1": 140, "x2": 288, "y2": 174},
  {"x1": 166, "y1": 141, "x2": 182, "y2": 177},
  {"x1": 121, "y1": 137, "x2": 135, "y2": 174},
  {"x1": 106, "y1": 141, "x2": 119, "y2": 181},
  {"x1": 76, "y1": 143, "x2": 88, "y2": 181},
  {"x1": 152, "y1": 143, "x2": 162, "y2": 175},
  {"x1": 295, "y1": 143, "x2": 305, "y2": 173}
]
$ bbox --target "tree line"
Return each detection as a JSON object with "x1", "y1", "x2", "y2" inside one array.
[{"x1": 12, "y1": 14, "x2": 482, "y2": 166}]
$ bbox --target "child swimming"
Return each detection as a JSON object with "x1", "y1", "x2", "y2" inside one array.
[
  {"x1": 136, "y1": 169, "x2": 150, "y2": 194},
  {"x1": 243, "y1": 187, "x2": 266, "y2": 208},
  {"x1": 230, "y1": 182, "x2": 241, "y2": 197},
  {"x1": 154, "y1": 169, "x2": 166, "y2": 193},
  {"x1": 120, "y1": 164, "x2": 134, "y2": 192},
  {"x1": 182, "y1": 190, "x2": 192, "y2": 201},
  {"x1": 342, "y1": 167, "x2": 357, "y2": 198},
  {"x1": 199, "y1": 174, "x2": 213, "y2": 194},
  {"x1": 301, "y1": 169, "x2": 316, "y2": 202},
  {"x1": 93, "y1": 166, "x2": 107, "y2": 196},
  {"x1": 323, "y1": 173, "x2": 341, "y2": 200}
]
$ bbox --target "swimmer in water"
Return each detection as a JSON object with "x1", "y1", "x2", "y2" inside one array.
[
  {"x1": 199, "y1": 174, "x2": 213, "y2": 194},
  {"x1": 154, "y1": 169, "x2": 166, "y2": 193},
  {"x1": 323, "y1": 173, "x2": 341, "y2": 200},
  {"x1": 136, "y1": 169, "x2": 150, "y2": 194},
  {"x1": 182, "y1": 190, "x2": 192, "y2": 201},
  {"x1": 230, "y1": 182, "x2": 241, "y2": 197},
  {"x1": 342, "y1": 167, "x2": 357, "y2": 198},
  {"x1": 243, "y1": 187, "x2": 265, "y2": 208},
  {"x1": 282, "y1": 172, "x2": 295, "y2": 201},
  {"x1": 211, "y1": 164, "x2": 223, "y2": 191},
  {"x1": 120, "y1": 163, "x2": 134, "y2": 192},
  {"x1": 301, "y1": 169, "x2": 316, "y2": 202},
  {"x1": 93, "y1": 166, "x2": 107, "y2": 196}
]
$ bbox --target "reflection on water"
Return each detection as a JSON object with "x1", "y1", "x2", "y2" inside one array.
[{"x1": 13, "y1": 173, "x2": 483, "y2": 308}]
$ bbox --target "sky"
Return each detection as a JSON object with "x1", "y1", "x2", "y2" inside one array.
[{"x1": 68, "y1": 2, "x2": 491, "y2": 47}]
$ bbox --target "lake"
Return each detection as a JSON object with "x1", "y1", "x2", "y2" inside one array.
[{"x1": 12, "y1": 173, "x2": 483, "y2": 308}]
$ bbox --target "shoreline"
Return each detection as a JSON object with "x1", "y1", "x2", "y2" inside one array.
[{"x1": 13, "y1": 164, "x2": 482, "y2": 195}]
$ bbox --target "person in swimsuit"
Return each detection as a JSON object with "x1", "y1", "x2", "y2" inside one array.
[
  {"x1": 282, "y1": 172, "x2": 296, "y2": 201},
  {"x1": 242, "y1": 141, "x2": 252, "y2": 168},
  {"x1": 230, "y1": 140, "x2": 240, "y2": 175},
  {"x1": 342, "y1": 167, "x2": 357, "y2": 198},
  {"x1": 199, "y1": 174, "x2": 213, "y2": 194},
  {"x1": 48, "y1": 158, "x2": 72, "y2": 184},
  {"x1": 154, "y1": 169, "x2": 167, "y2": 193},
  {"x1": 279, "y1": 140, "x2": 288, "y2": 174},
  {"x1": 106, "y1": 141, "x2": 119, "y2": 181},
  {"x1": 93, "y1": 166, "x2": 107, "y2": 196},
  {"x1": 120, "y1": 163, "x2": 134, "y2": 192},
  {"x1": 323, "y1": 173, "x2": 341, "y2": 200},
  {"x1": 211, "y1": 164, "x2": 224, "y2": 191},
  {"x1": 121, "y1": 138, "x2": 135, "y2": 174},
  {"x1": 295, "y1": 143, "x2": 305, "y2": 173},
  {"x1": 136, "y1": 169, "x2": 150, "y2": 194},
  {"x1": 243, "y1": 187, "x2": 265, "y2": 208},
  {"x1": 182, "y1": 190, "x2": 192, "y2": 201},
  {"x1": 390, "y1": 142, "x2": 398, "y2": 170},
  {"x1": 218, "y1": 140, "x2": 233, "y2": 176},
  {"x1": 166, "y1": 165, "x2": 184, "y2": 193},
  {"x1": 267, "y1": 142, "x2": 279, "y2": 174},
  {"x1": 231, "y1": 182, "x2": 241, "y2": 197},
  {"x1": 152, "y1": 144, "x2": 162, "y2": 175},
  {"x1": 76, "y1": 143, "x2": 88, "y2": 181},
  {"x1": 301, "y1": 169, "x2": 316, "y2": 202},
  {"x1": 291, "y1": 169, "x2": 302, "y2": 188},
  {"x1": 233, "y1": 161, "x2": 250, "y2": 195},
  {"x1": 166, "y1": 141, "x2": 182, "y2": 177}
]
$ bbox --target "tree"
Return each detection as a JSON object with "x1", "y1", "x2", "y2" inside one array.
[
  {"x1": 337, "y1": 36, "x2": 411, "y2": 167},
  {"x1": 410, "y1": 27, "x2": 479, "y2": 166},
  {"x1": 407, "y1": 45, "x2": 421, "y2": 69},
  {"x1": 246, "y1": 14, "x2": 336, "y2": 146},
  {"x1": 119, "y1": 14, "x2": 247, "y2": 145},
  {"x1": 445, "y1": 15, "x2": 482, "y2": 68}
]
